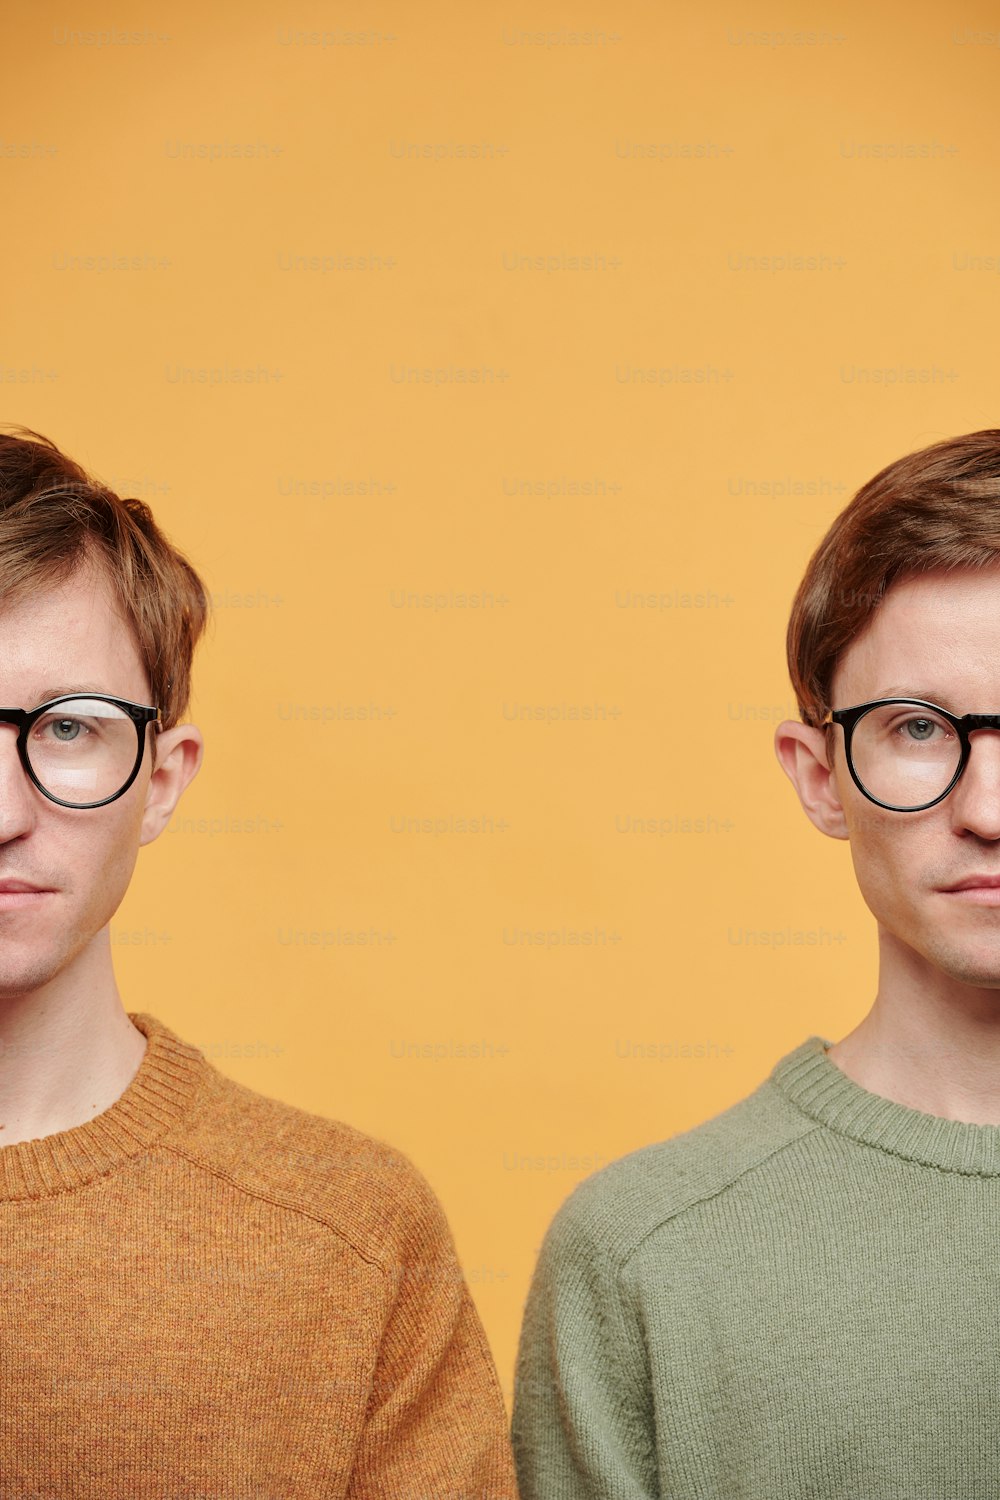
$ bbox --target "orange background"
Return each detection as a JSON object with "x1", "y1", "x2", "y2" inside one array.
[{"x1": 4, "y1": 0, "x2": 1000, "y2": 1403}]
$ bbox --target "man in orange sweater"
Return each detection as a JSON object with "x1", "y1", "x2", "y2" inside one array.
[{"x1": 0, "y1": 428, "x2": 518, "y2": 1499}]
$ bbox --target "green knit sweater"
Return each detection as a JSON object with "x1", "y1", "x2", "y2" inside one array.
[{"x1": 512, "y1": 1034, "x2": 1000, "y2": 1498}]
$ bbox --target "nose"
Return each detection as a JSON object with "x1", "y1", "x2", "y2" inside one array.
[
  {"x1": 0, "y1": 724, "x2": 37, "y2": 841},
  {"x1": 948, "y1": 727, "x2": 1000, "y2": 838}
]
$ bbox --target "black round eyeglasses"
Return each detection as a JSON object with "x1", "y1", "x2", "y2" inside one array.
[
  {"x1": 825, "y1": 697, "x2": 1000, "y2": 812},
  {"x1": 0, "y1": 694, "x2": 160, "y2": 809}
]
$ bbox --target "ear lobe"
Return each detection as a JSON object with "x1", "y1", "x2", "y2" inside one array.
[
  {"x1": 773, "y1": 721, "x2": 850, "y2": 840},
  {"x1": 138, "y1": 724, "x2": 203, "y2": 846}
]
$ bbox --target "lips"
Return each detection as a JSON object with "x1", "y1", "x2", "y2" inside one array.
[
  {"x1": 0, "y1": 880, "x2": 48, "y2": 893},
  {"x1": 943, "y1": 875, "x2": 1000, "y2": 892}
]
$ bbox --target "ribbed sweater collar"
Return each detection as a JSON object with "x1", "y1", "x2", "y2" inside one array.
[
  {"x1": 771, "y1": 1035, "x2": 1000, "y2": 1176},
  {"x1": 0, "y1": 1011, "x2": 207, "y2": 1202}
]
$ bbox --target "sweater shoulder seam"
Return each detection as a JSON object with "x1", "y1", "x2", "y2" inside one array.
[
  {"x1": 617, "y1": 1121, "x2": 827, "y2": 1275},
  {"x1": 158, "y1": 1140, "x2": 399, "y2": 1274}
]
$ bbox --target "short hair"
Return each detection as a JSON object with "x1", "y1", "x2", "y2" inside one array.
[
  {"x1": 0, "y1": 427, "x2": 210, "y2": 732},
  {"x1": 786, "y1": 429, "x2": 1000, "y2": 752}
]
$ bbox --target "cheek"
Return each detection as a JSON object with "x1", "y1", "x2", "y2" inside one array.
[
  {"x1": 59, "y1": 803, "x2": 143, "y2": 912},
  {"x1": 843, "y1": 811, "x2": 927, "y2": 921},
  {"x1": 106, "y1": 797, "x2": 146, "y2": 884}
]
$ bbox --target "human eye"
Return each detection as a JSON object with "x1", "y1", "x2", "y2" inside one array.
[
  {"x1": 892, "y1": 711, "x2": 951, "y2": 745},
  {"x1": 33, "y1": 712, "x2": 94, "y2": 744}
]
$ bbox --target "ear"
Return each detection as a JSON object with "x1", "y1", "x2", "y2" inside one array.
[
  {"x1": 138, "y1": 723, "x2": 204, "y2": 846},
  {"x1": 773, "y1": 720, "x2": 850, "y2": 840}
]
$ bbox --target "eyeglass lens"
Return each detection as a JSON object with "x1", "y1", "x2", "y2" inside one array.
[
  {"x1": 850, "y1": 701, "x2": 962, "y2": 809},
  {"x1": 25, "y1": 698, "x2": 141, "y2": 806}
]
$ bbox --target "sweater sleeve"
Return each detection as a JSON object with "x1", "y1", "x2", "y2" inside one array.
[
  {"x1": 512, "y1": 1189, "x2": 660, "y2": 1499},
  {"x1": 345, "y1": 1164, "x2": 519, "y2": 1500}
]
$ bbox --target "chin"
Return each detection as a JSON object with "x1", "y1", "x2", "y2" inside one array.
[
  {"x1": 924, "y1": 940, "x2": 1000, "y2": 990},
  {"x1": 0, "y1": 957, "x2": 68, "y2": 998}
]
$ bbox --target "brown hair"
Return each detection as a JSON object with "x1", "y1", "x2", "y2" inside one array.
[
  {"x1": 0, "y1": 426, "x2": 210, "y2": 732},
  {"x1": 786, "y1": 430, "x2": 1000, "y2": 753}
]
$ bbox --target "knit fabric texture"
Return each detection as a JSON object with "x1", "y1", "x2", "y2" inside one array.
[
  {"x1": 513, "y1": 1034, "x2": 1000, "y2": 1498},
  {"x1": 0, "y1": 1010, "x2": 518, "y2": 1499}
]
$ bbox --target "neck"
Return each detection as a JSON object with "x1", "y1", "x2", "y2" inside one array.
[
  {"x1": 827, "y1": 930, "x2": 1000, "y2": 1124},
  {"x1": 0, "y1": 937, "x2": 146, "y2": 1147}
]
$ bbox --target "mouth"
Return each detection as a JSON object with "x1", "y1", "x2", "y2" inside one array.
[
  {"x1": 0, "y1": 881, "x2": 54, "y2": 909},
  {"x1": 941, "y1": 879, "x2": 1000, "y2": 905}
]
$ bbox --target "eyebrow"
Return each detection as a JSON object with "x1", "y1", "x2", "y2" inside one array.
[
  {"x1": 875, "y1": 687, "x2": 962, "y2": 710},
  {"x1": 31, "y1": 684, "x2": 118, "y2": 703}
]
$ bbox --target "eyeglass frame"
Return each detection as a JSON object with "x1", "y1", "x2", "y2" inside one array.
[
  {"x1": 0, "y1": 693, "x2": 160, "y2": 810},
  {"x1": 824, "y1": 696, "x2": 1000, "y2": 812}
]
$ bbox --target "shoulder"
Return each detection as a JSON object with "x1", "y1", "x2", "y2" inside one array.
[
  {"x1": 167, "y1": 1057, "x2": 451, "y2": 1271},
  {"x1": 539, "y1": 1070, "x2": 817, "y2": 1273}
]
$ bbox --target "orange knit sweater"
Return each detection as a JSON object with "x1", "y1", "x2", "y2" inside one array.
[{"x1": 0, "y1": 1010, "x2": 519, "y2": 1498}]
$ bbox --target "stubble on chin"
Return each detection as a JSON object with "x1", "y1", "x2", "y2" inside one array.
[
  {"x1": 0, "y1": 910, "x2": 95, "y2": 1001},
  {"x1": 0, "y1": 947, "x2": 73, "y2": 999},
  {"x1": 919, "y1": 924, "x2": 1000, "y2": 991}
]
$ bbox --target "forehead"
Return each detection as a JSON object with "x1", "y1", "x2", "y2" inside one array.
[
  {"x1": 0, "y1": 559, "x2": 148, "y2": 702},
  {"x1": 833, "y1": 565, "x2": 1000, "y2": 706}
]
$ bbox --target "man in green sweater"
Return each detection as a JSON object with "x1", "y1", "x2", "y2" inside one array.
[{"x1": 513, "y1": 429, "x2": 1000, "y2": 1498}]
